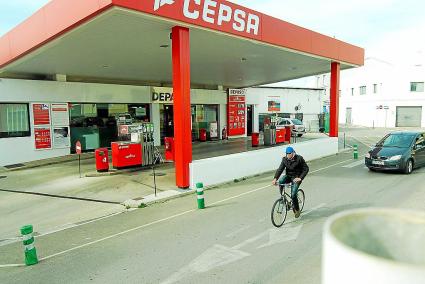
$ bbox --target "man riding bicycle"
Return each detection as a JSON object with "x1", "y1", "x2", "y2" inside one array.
[{"x1": 272, "y1": 146, "x2": 309, "y2": 218}]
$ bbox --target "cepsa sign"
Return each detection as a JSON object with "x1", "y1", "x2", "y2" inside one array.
[{"x1": 152, "y1": 0, "x2": 261, "y2": 37}]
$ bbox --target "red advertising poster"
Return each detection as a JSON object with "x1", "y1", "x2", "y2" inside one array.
[
  {"x1": 32, "y1": 103, "x2": 50, "y2": 125},
  {"x1": 227, "y1": 89, "x2": 246, "y2": 136},
  {"x1": 34, "y1": 127, "x2": 52, "y2": 150}
]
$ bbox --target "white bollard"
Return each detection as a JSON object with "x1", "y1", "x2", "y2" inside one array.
[{"x1": 322, "y1": 208, "x2": 425, "y2": 284}]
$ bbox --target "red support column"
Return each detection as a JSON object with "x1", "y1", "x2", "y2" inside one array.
[
  {"x1": 172, "y1": 26, "x2": 192, "y2": 188},
  {"x1": 329, "y1": 62, "x2": 340, "y2": 137}
]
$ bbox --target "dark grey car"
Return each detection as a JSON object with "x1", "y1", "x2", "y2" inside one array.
[{"x1": 365, "y1": 131, "x2": 425, "y2": 174}]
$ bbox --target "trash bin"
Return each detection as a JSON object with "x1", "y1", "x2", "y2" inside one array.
[
  {"x1": 284, "y1": 126, "x2": 292, "y2": 142},
  {"x1": 199, "y1": 129, "x2": 207, "y2": 142},
  {"x1": 276, "y1": 128, "x2": 286, "y2": 144},
  {"x1": 164, "y1": 137, "x2": 174, "y2": 162},
  {"x1": 251, "y1": 132, "x2": 259, "y2": 147},
  {"x1": 95, "y1": 148, "x2": 109, "y2": 172}
]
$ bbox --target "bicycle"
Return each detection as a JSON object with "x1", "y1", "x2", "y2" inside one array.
[{"x1": 271, "y1": 182, "x2": 305, "y2": 227}]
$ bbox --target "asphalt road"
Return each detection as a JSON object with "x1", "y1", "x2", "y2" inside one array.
[{"x1": 1, "y1": 130, "x2": 425, "y2": 283}]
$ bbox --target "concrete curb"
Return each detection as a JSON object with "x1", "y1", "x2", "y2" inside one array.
[
  {"x1": 85, "y1": 170, "x2": 120, "y2": 177},
  {"x1": 122, "y1": 189, "x2": 196, "y2": 208},
  {"x1": 2, "y1": 153, "x2": 96, "y2": 172}
]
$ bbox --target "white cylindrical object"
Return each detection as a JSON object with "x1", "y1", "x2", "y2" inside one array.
[{"x1": 322, "y1": 208, "x2": 425, "y2": 284}]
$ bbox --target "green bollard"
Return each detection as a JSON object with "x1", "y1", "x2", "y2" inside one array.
[
  {"x1": 196, "y1": 182, "x2": 205, "y2": 209},
  {"x1": 353, "y1": 144, "x2": 359, "y2": 159},
  {"x1": 21, "y1": 225, "x2": 38, "y2": 266}
]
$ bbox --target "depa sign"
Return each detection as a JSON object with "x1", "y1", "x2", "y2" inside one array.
[
  {"x1": 153, "y1": 0, "x2": 260, "y2": 36},
  {"x1": 152, "y1": 87, "x2": 174, "y2": 103}
]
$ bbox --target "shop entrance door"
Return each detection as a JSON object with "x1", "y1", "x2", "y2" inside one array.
[{"x1": 247, "y1": 105, "x2": 253, "y2": 136}]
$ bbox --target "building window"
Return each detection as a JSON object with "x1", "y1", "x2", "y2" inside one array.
[
  {"x1": 373, "y1": 84, "x2": 378, "y2": 94},
  {"x1": 0, "y1": 103, "x2": 31, "y2": 138},
  {"x1": 360, "y1": 86, "x2": 366, "y2": 95},
  {"x1": 351, "y1": 88, "x2": 354, "y2": 96},
  {"x1": 410, "y1": 82, "x2": 424, "y2": 92}
]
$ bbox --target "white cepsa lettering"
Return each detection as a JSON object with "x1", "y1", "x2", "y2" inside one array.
[
  {"x1": 152, "y1": 92, "x2": 173, "y2": 102},
  {"x1": 183, "y1": 0, "x2": 260, "y2": 36}
]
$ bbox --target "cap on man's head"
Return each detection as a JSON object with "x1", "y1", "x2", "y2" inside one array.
[{"x1": 286, "y1": 146, "x2": 295, "y2": 154}]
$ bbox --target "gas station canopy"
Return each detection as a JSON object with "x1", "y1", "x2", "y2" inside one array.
[{"x1": 0, "y1": 0, "x2": 364, "y2": 88}]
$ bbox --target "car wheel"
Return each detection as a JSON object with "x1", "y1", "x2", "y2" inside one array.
[
  {"x1": 368, "y1": 167, "x2": 376, "y2": 172},
  {"x1": 404, "y1": 159, "x2": 413, "y2": 174}
]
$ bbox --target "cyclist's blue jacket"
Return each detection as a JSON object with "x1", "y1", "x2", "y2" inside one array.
[{"x1": 274, "y1": 154, "x2": 309, "y2": 180}]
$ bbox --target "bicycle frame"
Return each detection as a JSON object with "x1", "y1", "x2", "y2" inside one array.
[{"x1": 280, "y1": 183, "x2": 294, "y2": 209}]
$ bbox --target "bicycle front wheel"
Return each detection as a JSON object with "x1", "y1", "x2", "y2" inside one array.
[
  {"x1": 297, "y1": 189, "x2": 305, "y2": 212},
  {"x1": 271, "y1": 198, "x2": 288, "y2": 227}
]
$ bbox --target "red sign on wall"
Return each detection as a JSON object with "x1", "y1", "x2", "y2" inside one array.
[
  {"x1": 227, "y1": 89, "x2": 246, "y2": 136},
  {"x1": 34, "y1": 127, "x2": 51, "y2": 150},
  {"x1": 32, "y1": 103, "x2": 50, "y2": 125}
]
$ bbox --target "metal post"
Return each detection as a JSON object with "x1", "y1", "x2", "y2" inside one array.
[
  {"x1": 196, "y1": 182, "x2": 205, "y2": 209},
  {"x1": 21, "y1": 225, "x2": 38, "y2": 266},
  {"x1": 353, "y1": 144, "x2": 359, "y2": 159},
  {"x1": 152, "y1": 166, "x2": 157, "y2": 197},
  {"x1": 78, "y1": 155, "x2": 81, "y2": 178}
]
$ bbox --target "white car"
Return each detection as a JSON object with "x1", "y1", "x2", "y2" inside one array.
[{"x1": 276, "y1": 118, "x2": 306, "y2": 137}]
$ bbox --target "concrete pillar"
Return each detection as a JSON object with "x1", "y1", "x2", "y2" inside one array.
[
  {"x1": 329, "y1": 62, "x2": 340, "y2": 137},
  {"x1": 150, "y1": 103, "x2": 161, "y2": 146},
  {"x1": 172, "y1": 26, "x2": 192, "y2": 189}
]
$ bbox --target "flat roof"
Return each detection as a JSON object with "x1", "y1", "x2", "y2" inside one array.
[{"x1": 0, "y1": 0, "x2": 364, "y2": 88}]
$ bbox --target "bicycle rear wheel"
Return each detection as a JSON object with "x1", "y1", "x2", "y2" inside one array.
[
  {"x1": 271, "y1": 198, "x2": 288, "y2": 227},
  {"x1": 297, "y1": 189, "x2": 305, "y2": 212}
]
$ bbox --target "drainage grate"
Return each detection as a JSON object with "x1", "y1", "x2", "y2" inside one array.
[{"x1": 4, "y1": 163, "x2": 25, "y2": 169}]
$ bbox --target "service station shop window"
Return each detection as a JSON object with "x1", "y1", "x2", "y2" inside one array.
[
  {"x1": 191, "y1": 105, "x2": 219, "y2": 140},
  {"x1": 0, "y1": 103, "x2": 30, "y2": 138},
  {"x1": 159, "y1": 104, "x2": 219, "y2": 143},
  {"x1": 69, "y1": 103, "x2": 150, "y2": 152}
]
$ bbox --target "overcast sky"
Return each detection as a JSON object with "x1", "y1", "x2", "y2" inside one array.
[{"x1": 1, "y1": 0, "x2": 424, "y2": 64}]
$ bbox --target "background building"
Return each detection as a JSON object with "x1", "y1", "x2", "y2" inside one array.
[{"x1": 339, "y1": 57, "x2": 425, "y2": 128}]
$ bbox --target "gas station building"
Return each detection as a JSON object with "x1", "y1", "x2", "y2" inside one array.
[{"x1": 0, "y1": 0, "x2": 364, "y2": 188}]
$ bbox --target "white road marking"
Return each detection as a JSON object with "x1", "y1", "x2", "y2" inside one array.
[
  {"x1": 0, "y1": 263, "x2": 24, "y2": 268},
  {"x1": 231, "y1": 231, "x2": 268, "y2": 250},
  {"x1": 160, "y1": 245, "x2": 250, "y2": 284},
  {"x1": 209, "y1": 184, "x2": 272, "y2": 206},
  {"x1": 310, "y1": 159, "x2": 353, "y2": 173},
  {"x1": 284, "y1": 203, "x2": 326, "y2": 225},
  {"x1": 351, "y1": 137, "x2": 373, "y2": 148},
  {"x1": 0, "y1": 155, "x2": 347, "y2": 268},
  {"x1": 342, "y1": 160, "x2": 365, "y2": 168},
  {"x1": 257, "y1": 224, "x2": 303, "y2": 249},
  {"x1": 300, "y1": 203, "x2": 326, "y2": 216},
  {"x1": 0, "y1": 211, "x2": 124, "y2": 248},
  {"x1": 39, "y1": 208, "x2": 197, "y2": 262},
  {"x1": 225, "y1": 225, "x2": 251, "y2": 238}
]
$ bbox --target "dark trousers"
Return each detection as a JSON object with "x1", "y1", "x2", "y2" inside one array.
[{"x1": 278, "y1": 175, "x2": 301, "y2": 211}]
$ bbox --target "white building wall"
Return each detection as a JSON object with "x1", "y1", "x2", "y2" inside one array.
[
  {"x1": 0, "y1": 79, "x2": 226, "y2": 166},
  {"x1": 245, "y1": 87, "x2": 325, "y2": 133},
  {"x1": 339, "y1": 59, "x2": 425, "y2": 127},
  {"x1": 190, "y1": 137, "x2": 338, "y2": 189}
]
